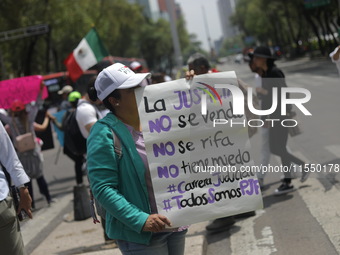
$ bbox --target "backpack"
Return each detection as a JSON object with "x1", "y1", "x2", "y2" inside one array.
[
  {"x1": 62, "y1": 108, "x2": 87, "y2": 156},
  {"x1": 89, "y1": 129, "x2": 122, "y2": 223}
]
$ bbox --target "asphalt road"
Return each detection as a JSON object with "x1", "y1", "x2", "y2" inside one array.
[{"x1": 203, "y1": 58, "x2": 340, "y2": 255}]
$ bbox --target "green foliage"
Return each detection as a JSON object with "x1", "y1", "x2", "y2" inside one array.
[
  {"x1": 229, "y1": 0, "x2": 339, "y2": 57},
  {"x1": 219, "y1": 35, "x2": 245, "y2": 56},
  {"x1": 0, "y1": 0, "x2": 195, "y2": 79}
]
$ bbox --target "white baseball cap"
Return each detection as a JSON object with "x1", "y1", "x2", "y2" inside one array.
[
  {"x1": 130, "y1": 61, "x2": 142, "y2": 71},
  {"x1": 95, "y1": 63, "x2": 151, "y2": 101},
  {"x1": 57, "y1": 85, "x2": 73, "y2": 95}
]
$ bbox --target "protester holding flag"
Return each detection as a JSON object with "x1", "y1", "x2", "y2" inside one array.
[{"x1": 86, "y1": 63, "x2": 187, "y2": 254}]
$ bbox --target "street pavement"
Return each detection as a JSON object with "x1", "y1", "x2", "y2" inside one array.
[{"x1": 20, "y1": 55, "x2": 340, "y2": 255}]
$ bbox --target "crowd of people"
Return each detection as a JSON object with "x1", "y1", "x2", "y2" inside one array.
[{"x1": 2, "y1": 44, "x2": 338, "y2": 254}]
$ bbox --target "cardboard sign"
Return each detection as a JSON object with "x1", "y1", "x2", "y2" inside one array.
[
  {"x1": 135, "y1": 71, "x2": 263, "y2": 227},
  {"x1": 0, "y1": 75, "x2": 48, "y2": 109},
  {"x1": 52, "y1": 110, "x2": 66, "y2": 147}
]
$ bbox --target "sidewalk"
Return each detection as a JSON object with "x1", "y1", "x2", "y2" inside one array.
[
  {"x1": 22, "y1": 192, "x2": 208, "y2": 255},
  {"x1": 275, "y1": 56, "x2": 331, "y2": 72}
]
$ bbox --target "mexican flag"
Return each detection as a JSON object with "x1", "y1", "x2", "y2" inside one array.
[{"x1": 64, "y1": 28, "x2": 109, "y2": 81}]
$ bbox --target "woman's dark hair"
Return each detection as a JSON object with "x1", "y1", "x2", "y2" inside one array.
[
  {"x1": 87, "y1": 76, "x2": 99, "y2": 102},
  {"x1": 151, "y1": 72, "x2": 165, "y2": 84},
  {"x1": 187, "y1": 52, "x2": 210, "y2": 70},
  {"x1": 88, "y1": 74, "x2": 121, "y2": 113},
  {"x1": 103, "y1": 90, "x2": 121, "y2": 113},
  {"x1": 70, "y1": 99, "x2": 79, "y2": 108}
]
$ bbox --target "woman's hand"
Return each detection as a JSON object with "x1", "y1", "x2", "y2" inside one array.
[
  {"x1": 185, "y1": 70, "x2": 195, "y2": 81},
  {"x1": 40, "y1": 81, "x2": 46, "y2": 90},
  {"x1": 142, "y1": 214, "x2": 172, "y2": 232},
  {"x1": 18, "y1": 187, "x2": 33, "y2": 219}
]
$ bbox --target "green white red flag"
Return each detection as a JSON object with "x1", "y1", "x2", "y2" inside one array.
[{"x1": 64, "y1": 28, "x2": 109, "y2": 81}]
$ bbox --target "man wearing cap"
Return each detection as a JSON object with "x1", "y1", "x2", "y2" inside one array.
[
  {"x1": 329, "y1": 45, "x2": 340, "y2": 76},
  {"x1": 53, "y1": 91, "x2": 86, "y2": 185},
  {"x1": 252, "y1": 46, "x2": 309, "y2": 195},
  {"x1": 57, "y1": 85, "x2": 73, "y2": 111}
]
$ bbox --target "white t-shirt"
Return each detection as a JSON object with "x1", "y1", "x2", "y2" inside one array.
[
  {"x1": 0, "y1": 122, "x2": 30, "y2": 200},
  {"x1": 329, "y1": 47, "x2": 340, "y2": 76},
  {"x1": 76, "y1": 100, "x2": 103, "y2": 139}
]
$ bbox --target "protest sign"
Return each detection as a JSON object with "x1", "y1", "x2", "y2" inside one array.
[
  {"x1": 135, "y1": 71, "x2": 263, "y2": 228},
  {"x1": 52, "y1": 110, "x2": 66, "y2": 147},
  {"x1": 0, "y1": 75, "x2": 48, "y2": 109}
]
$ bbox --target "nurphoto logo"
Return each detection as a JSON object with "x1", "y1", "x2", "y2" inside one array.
[{"x1": 198, "y1": 82, "x2": 312, "y2": 128}]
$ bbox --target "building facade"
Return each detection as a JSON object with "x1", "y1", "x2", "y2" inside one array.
[{"x1": 217, "y1": 0, "x2": 239, "y2": 40}]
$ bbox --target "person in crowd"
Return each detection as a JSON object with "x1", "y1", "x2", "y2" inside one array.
[
  {"x1": 87, "y1": 63, "x2": 187, "y2": 254},
  {"x1": 130, "y1": 61, "x2": 144, "y2": 73},
  {"x1": 0, "y1": 82, "x2": 54, "y2": 208},
  {"x1": 78, "y1": 78, "x2": 116, "y2": 245},
  {"x1": 187, "y1": 52, "x2": 212, "y2": 75},
  {"x1": 186, "y1": 52, "x2": 256, "y2": 232},
  {"x1": 130, "y1": 61, "x2": 151, "y2": 86},
  {"x1": 52, "y1": 84, "x2": 114, "y2": 244},
  {"x1": 186, "y1": 52, "x2": 220, "y2": 75},
  {"x1": 0, "y1": 121, "x2": 33, "y2": 255},
  {"x1": 57, "y1": 85, "x2": 73, "y2": 111},
  {"x1": 164, "y1": 73, "x2": 172, "y2": 82},
  {"x1": 247, "y1": 52, "x2": 269, "y2": 189},
  {"x1": 51, "y1": 91, "x2": 85, "y2": 185},
  {"x1": 329, "y1": 45, "x2": 340, "y2": 76},
  {"x1": 151, "y1": 72, "x2": 166, "y2": 84},
  {"x1": 76, "y1": 78, "x2": 106, "y2": 140},
  {"x1": 252, "y1": 46, "x2": 310, "y2": 195}
]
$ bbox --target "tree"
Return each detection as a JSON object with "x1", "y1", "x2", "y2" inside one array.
[
  {"x1": 0, "y1": 0, "x2": 195, "y2": 79},
  {"x1": 230, "y1": 0, "x2": 339, "y2": 58}
]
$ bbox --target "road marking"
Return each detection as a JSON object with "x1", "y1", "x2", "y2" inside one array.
[
  {"x1": 21, "y1": 193, "x2": 72, "y2": 246},
  {"x1": 230, "y1": 210, "x2": 277, "y2": 255},
  {"x1": 257, "y1": 226, "x2": 276, "y2": 252},
  {"x1": 293, "y1": 150, "x2": 340, "y2": 254},
  {"x1": 261, "y1": 148, "x2": 340, "y2": 253},
  {"x1": 297, "y1": 177, "x2": 340, "y2": 254}
]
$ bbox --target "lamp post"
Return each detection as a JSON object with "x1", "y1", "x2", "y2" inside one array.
[
  {"x1": 202, "y1": 6, "x2": 216, "y2": 61},
  {"x1": 165, "y1": 0, "x2": 183, "y2": 71}
]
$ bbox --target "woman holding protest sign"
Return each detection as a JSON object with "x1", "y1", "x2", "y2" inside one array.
[
  {"x1": 86, "y1": 63, "x2": 187, "y2": 255},
  {"x1": 0, "y1": 81, "x2": 53, "y2": 208}
]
